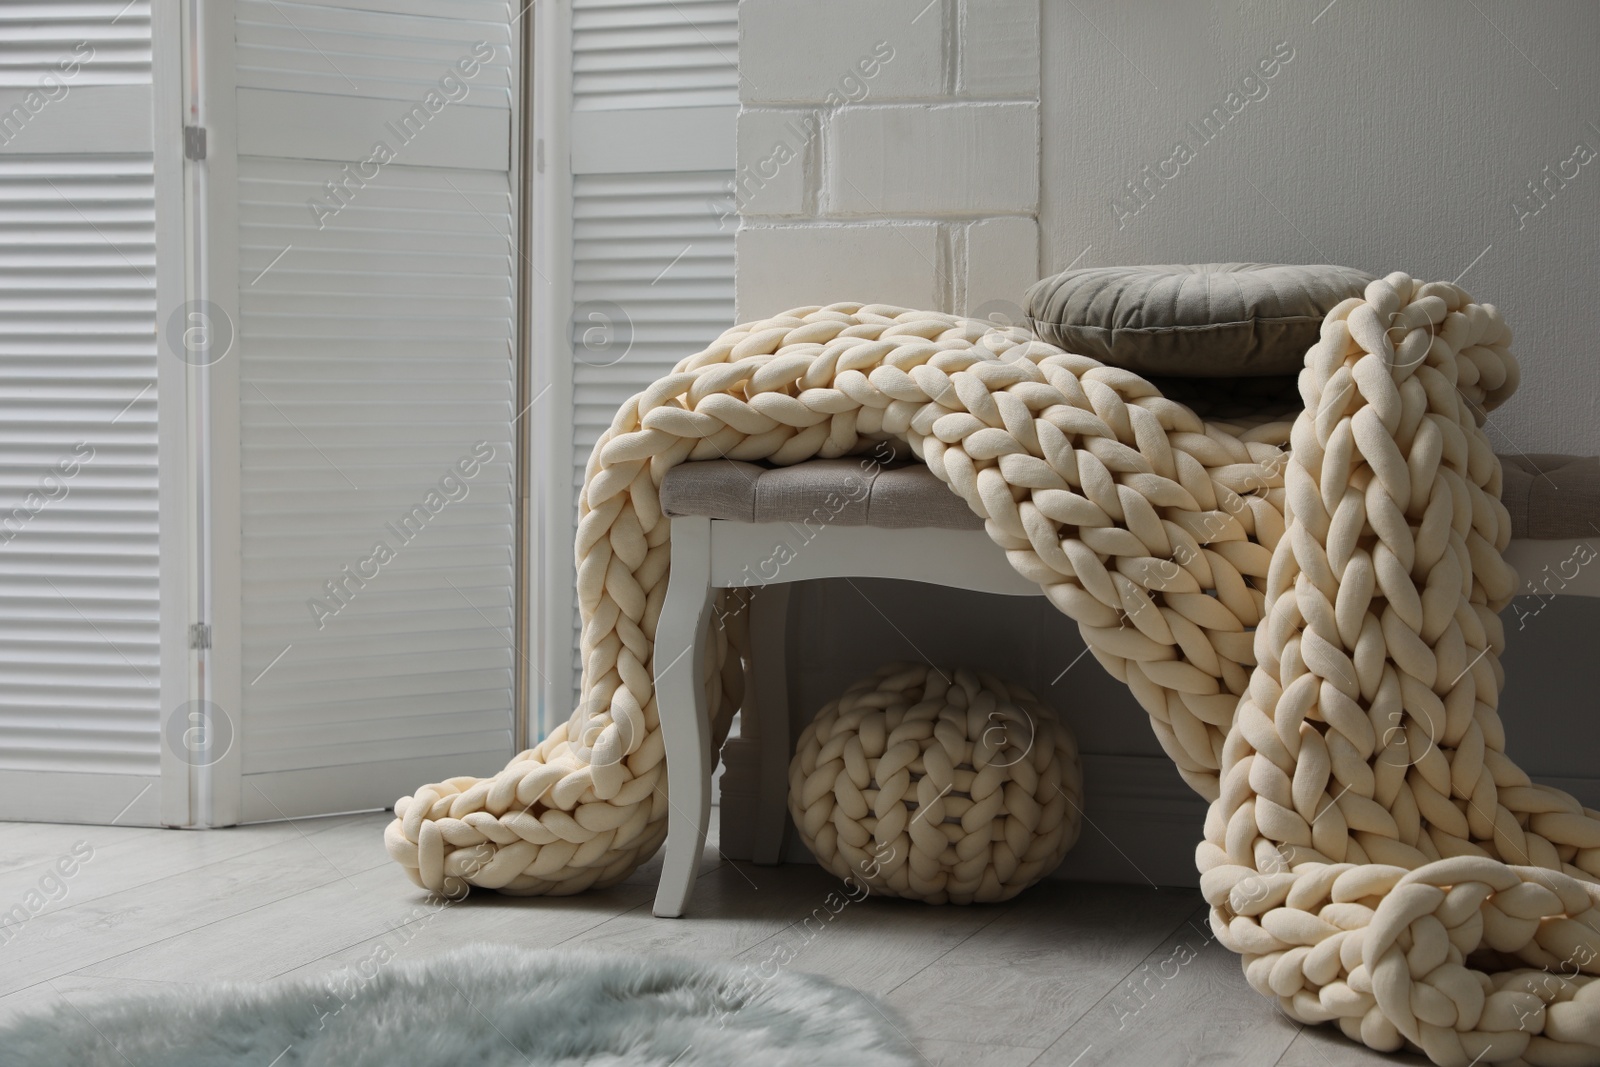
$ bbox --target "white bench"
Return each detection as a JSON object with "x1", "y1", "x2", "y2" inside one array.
[{"x1": 649, "y1": 456, "x2": 1600, "y2": 917}]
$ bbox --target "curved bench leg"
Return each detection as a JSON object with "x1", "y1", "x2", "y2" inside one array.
[
  {"x1": 749, "y1": 582, "x2": 792, "y2": 865},
  {"x1": 653, "y1": 516, "x2": 713, "y2": 919}
]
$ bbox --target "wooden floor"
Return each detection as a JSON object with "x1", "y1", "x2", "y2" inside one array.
[{"x1": 0, "y1": 811, "x2": 1428, "y2": 1066}]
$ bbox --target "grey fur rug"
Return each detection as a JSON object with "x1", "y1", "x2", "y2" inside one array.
[{"x1": 0, "y1": 946, "x2": 922, "y2": 1066}]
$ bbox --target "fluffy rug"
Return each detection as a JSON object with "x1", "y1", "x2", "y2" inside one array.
[{"x1": 0, "y1": 946, "x2": 921, "y2": 1066}]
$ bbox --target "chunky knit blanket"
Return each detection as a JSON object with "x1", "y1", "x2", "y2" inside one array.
[{"x1": 385, "y1": 273, "x2": 1600, "y2": 1065}]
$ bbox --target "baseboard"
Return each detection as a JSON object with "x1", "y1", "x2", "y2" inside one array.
[
  {"x1": 0, "y1": 771, "x2": 161, "y2": 827},
  {"x1": 238, "y1": 749, "x2": 508, "y2": 823},
  {"x1": 719, "y1": 744, "x2": 1600, "y2": 890},
  {"x1": 1050, "y1": 754, "x2": 1209, "y2": 887}
]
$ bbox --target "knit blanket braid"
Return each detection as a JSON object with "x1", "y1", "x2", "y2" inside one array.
[{"x1": 385, "y1": 272, "x2": 1600, "y2": 1064}]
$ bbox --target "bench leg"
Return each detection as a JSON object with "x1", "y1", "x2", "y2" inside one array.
[
  {"x1": 749, "y1": 582, "x2": 792, "y2": 865},
  {"x1": 653, "y1": 516, "x2": 713, "y2": 919}
]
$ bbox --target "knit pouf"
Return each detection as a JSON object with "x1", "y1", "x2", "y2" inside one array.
[{"x1": 788, "y1": 663, "x2": 1083, "y2": 904}]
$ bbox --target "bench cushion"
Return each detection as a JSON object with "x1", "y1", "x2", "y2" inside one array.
[
  {"x1": 1501, "y1": 453, "x2": 1600, "y2": 540},
  {"x1": 659, "y1": 459, "x2": 983, "y2": 531},
  {"x1": 661, "y1": 454, "x2": 1600, "y2": 542}
]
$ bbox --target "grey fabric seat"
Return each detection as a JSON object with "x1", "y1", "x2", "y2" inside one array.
[
  {"x1": 1501, "y1": 454, "x2": 1600, "y2": 540},
  {"x1": 659, "y1": 458, "x2": 983, "y2": 531},
  {"x1": 660, "y1": 454, "x2": 1600, "y2": 541}
]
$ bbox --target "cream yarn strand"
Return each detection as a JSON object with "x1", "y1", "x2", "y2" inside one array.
[{"x1": 386, "y1": 280, "x2": 1600, "y2": 1064}]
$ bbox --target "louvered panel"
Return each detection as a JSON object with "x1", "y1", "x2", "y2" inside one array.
[
  {"x1": 234, "y1": 0, "x2": 514, "y2": 105},
  {"x1": 235, "y1": 151, "x2": 517, "y2": 797},
  {"x1": 0, "y1": 150, "x2": 160, "y2": 779},
  {"x1": 570, "y1": 170, "x2": 736, "y2": 468},
  {"x1": 571, "y1": 0, "x2": 737, "y2": 111},
  {"x1": 0, "y1": 1, "x2": 152, "y2": 88},
  {"x1": 567, "y1": 169, "x2": 734, "y2": 692}
]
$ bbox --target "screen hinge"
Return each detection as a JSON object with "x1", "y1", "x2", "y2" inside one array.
[
  {"x1": 188, "y1": 622, "x2": 212, "y2": 650},
  {"x1": 184, "y1": 125, "x2": 207, "y2": 161}
]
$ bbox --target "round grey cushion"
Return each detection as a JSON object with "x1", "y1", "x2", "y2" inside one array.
[{"x1": 1024, "y1": 262, "x2": 1376, "y2": 377}]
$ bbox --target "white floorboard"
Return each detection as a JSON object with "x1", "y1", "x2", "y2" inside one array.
[{"x1": 0, "y1": 812, "x2": 1427, "y2": 1064}]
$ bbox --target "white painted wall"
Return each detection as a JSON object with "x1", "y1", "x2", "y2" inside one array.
[
  {"x1": 1039, "y1": 0, "x2": 1600, "y2": 455},
  {"x1": 1030, "y1": 4, "x2": 1600, "y2": 836}
]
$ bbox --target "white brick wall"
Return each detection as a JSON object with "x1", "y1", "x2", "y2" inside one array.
[
  {"x1": 828, "y1": 103, "x2": 1039, "y2": 216},
  {"x1": 736, "y1": 223, "x2": 943, "y2": 314},
  {"x1": 735, "y1": 0, "x2": 1041, "y2": 321},
  {"x1": 957, "y1": 0, "x2": 1039, "y2": 98},
  {"x1": 735, "y1": 109, "x2": 813, "y2": 217},
  {"x1": 963, "y1": 215, "x2": 1040, "y2": 319}
]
